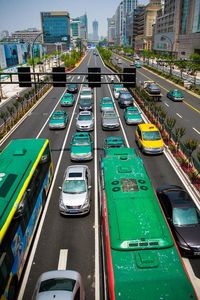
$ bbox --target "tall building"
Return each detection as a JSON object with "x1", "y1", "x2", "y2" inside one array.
[
  {"x1": 177, "y1": 0, "x2": 200, "y2": 57},
  {"x1": 40, "y1": 11, "x2": 70, "y2": 48},
  {"x1": 135, "y1": 0, "x2": 162, "y2": 52},
  {"x1": 11, "y1": 29, "x2": 42, "y2": 43},
  {"x1": 107, "y1": 17, "x2": 115, "y2": 45},
  {"x1": 70, "y1": 18, "x2": 81, "y2": 42},
  {"x1": 92, "y1": 20, "x2": 99, "y2": 41},
  {"x1": 114, "y1": 0, "x2": 137, "y2": 46},
  {"x1": 80, "y1": 14, "x2": 88, "y2": 40}
]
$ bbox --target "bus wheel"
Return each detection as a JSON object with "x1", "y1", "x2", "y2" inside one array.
[{"x1": 8, "y1": 276, "x2": 18, "y2": 300}]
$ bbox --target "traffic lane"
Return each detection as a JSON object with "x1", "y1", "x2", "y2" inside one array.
[
  {"x1": 136, "y1": 67, "x2": 200, "y2": 113},
  {"x1": 107, "y1": 82, "x2": 200, "y2": 282},
  {"x1": 116, "y1": 53, "x2": 200, "y2": 112},
  {"x1": 0, "y1": 87, "x2": 67, "y2": 151},
  {"x1": 23, "y1": 83, "x2": 96, "y2": 299}
]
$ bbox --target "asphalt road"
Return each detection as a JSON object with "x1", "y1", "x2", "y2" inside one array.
[
  {"x1": 112, "y1": 54, "x2": 200, "y2": 145},
  {"x1": 1, "y1": 50, "x2": 200, "y2": 299}
]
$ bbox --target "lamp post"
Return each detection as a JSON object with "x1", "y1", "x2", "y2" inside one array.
[
  {"x1": 31, "y1": 32, "x2": 44, "y2": 97},
  {"x1": 161, "y1": 35, "x2": 173, "y2": 75}
]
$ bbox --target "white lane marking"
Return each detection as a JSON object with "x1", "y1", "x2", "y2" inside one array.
[
  {"x1": 58, "y1": 249, "x2": 68, "y2": 270},
  {"x1": 18, "y1": 76, "x2": 85, "y2": 300},
  {"x1": 182, "y1": 258, "x2": 200, "y2": 296},
  {"x1": 94, "y1": 88, "x2": 100, "y2": 300},
  {"x1": 176, "y1": 113, "x2": 183, "y2": 118},
  {"x1": 193, "y1": 127, "x2": 200, "y2": 135},
  {"x1": 77, "y1": 76, "x2": 80, "y2": 79},
  {"x1": 71, "y1": 75, "x2": 74, "y2": 82},
  {"x1": 164, "y1": 102, "x2": 169, "y2": 107},
  {"x1": 105, "y1": 76, "x2": 130, "y2": 148}
]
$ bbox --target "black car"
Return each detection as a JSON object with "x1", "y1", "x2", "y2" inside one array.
[
  {"x1": 67, "y1": 83, "x2": 78, "y2": 93},
  {"x1": 156, "y1": 185, "x2": 200, "y2": 257},
  {"x1": 79, "y1": 98, "x2": 93, "y2": 111},
  {"x1": 146, "y1": 83, "x2": 161, "y2": 94},
  {"x1": 118, "y1": 91, "x2": 133, "y2": 108}
]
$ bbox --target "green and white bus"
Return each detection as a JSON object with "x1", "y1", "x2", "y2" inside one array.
[
  {"x1": 101, "y1": 147, "x2": 197, "y2": 300},
  {"x1": 0, "y1": 139, "x2": 53, "y2": 300}
]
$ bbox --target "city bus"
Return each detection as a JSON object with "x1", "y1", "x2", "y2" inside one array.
[
  {"x1": 0, "y1": 139, "x2": 53, "y2": 300},
  {"x1": 100, "y1": 147, "x2": 198, "y2": 300}
]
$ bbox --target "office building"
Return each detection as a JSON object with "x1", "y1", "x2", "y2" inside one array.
[
  {"x1": 40, "y1": 11, "x2": 70, "y2": 49},
  {"x1": 11, "y1": 29, "x2": 42, "y2": 43},
  {"x1": 107, "y1": 17, "x2": 115, "y2": 45},
  {"x1": 80, "y1": 14, "x2": 88, "y2": 40},
  {"x1": 92, "y1": 20, "x2": 99, "y2": 41}
]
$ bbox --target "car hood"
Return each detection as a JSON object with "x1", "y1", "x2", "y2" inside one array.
[
  {"x1": 36, "y1": 290, "x2": 73, "y2": 300},
  {"x1": 103, "y1": 118, "x2": 119, "y2": 125},
  {"x1": 71, "y1": 145, "x2": 91, "y2": 154},
  {"x1": 127, "y1": 114, "x2": 142, "y2": 120},
  {"x1": 175, "y1": 224, "x2": 200, "y2": 248},
  {"x1": 49, "y1": 119, "x2": 64, "y2": 125},
  {"x1": 142, "y1": 140, "x2": 164, "y2": 148},
  {"x1": 62, "y1": 98, "x2": 72, "y2": 103},
  {"x1": 62, "y1": 191, "x2": 87, "y2": 206},
  {"x1": 77, "y1": 120, "x2": 92, "y2": 127}
]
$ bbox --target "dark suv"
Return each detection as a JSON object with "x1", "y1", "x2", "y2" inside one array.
[{"x1": 118, "y1": 91, "x2": 133, "y2": 108}]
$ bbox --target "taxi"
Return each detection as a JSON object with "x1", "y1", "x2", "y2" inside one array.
[{"x1": 135, "y1": 123, "x2": 164, "y2": 154}]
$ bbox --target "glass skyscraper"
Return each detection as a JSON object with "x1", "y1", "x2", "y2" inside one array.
[{"x1": 41, "y1": 11, "x2": 70, "y2": 46}]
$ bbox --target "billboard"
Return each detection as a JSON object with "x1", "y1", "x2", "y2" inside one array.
[{"x1": 4, "y1": 44, "x2": 19, "y2": 67}]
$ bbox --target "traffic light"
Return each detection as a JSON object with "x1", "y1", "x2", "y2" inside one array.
[
  {"x1": 18, "y1": 67, "x2": 31, "y2": 87},
  {"x1": 88, "y1": 67, "x2": 101, "y2": 88},
  {"x1": 52, "y1": 67, "x2": 66, "y2": 87},
  {"x1": 122, "y1": 68, "x2": 136, "y2": 88}
]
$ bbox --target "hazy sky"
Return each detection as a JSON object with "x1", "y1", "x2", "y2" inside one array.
[{"x1": 0, "y1": 0, "x2": 149, "y2": 37}]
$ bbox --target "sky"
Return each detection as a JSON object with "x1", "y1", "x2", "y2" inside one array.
[{"x1": 0, "y1": 0, "x2": 149, "y2": 37}]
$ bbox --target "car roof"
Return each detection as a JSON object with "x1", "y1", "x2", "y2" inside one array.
[
  {"x1": 158, "y1": 186, "x2": 194, "y2": 208},
  {"x1": 53, "y1": 111, "x2": 65, "y2": 115},
  {"x1": 67, "y1": 165, "x2": 87, "y2": 176},
  {"x1": 139, "y1": 123, "x2": 159, "y2": 131}
]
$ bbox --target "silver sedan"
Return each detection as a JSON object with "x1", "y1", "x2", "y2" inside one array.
[
  {"x1": 101, "y1": 110, "x2": 120, "y2": 130},
  {"x1": 76, "y1": 111, "x2": 94, "y2": 131}
]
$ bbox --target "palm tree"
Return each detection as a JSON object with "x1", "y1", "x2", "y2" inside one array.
[
  {"x1": 184, "y1": 139, "x2": 198, "y2": 167},
  {"x1": 7, "y1": 105, "x2": 15, "y2": 126},
  {"x1": 166, "y1": 117, "x2": 176, "y2": 140},
  {"x1": 0, "y1": 111, "x2": 9, "y2": 132},
  {"x1": 13, "y1": 101, "x2": 20, "y2": 119},
  {"x1": 174, "y1": 127, "x2": 186, "y2": 152}
]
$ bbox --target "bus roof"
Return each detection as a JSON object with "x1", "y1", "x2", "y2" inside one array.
[
  {"x1": 102, "y1": 148, "x2": 173, "y2": 250},
  {"x1": 0, "y1": 139, "x2": 49, "y2": 242}
]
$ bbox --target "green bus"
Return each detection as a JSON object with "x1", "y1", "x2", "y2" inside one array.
[
  {"x1": 101, "y1": 147, "x2": 197, "y2": 300},
  {"x1": 0, "y1": 139, "x2": 53, "y2": 300}
]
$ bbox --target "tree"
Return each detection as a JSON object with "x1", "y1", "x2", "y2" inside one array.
[
  {"x1": 184, "y1": 139, "x2": 198, "y2": 166},
  {"x1": 174, "y1": 127, "x2": 186, "y2": 151},
  {"x1": 166, "y1": 117, "x2": 176, "y2": 140},
  {"x1": 7, "y1": 105, "x2": 15, "y2": 125}
]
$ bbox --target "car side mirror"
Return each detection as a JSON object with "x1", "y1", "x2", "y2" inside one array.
[
  {"x1": 88, "y1": 186, "x2": 92, "y2": 190},
  {"x1": 58, "y1": 186, "x2": 62, "y2": 190}
]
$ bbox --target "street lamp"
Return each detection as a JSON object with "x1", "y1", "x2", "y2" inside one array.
[{"x1": 31, "y1": 32, "x2": 44, "y2": 96}]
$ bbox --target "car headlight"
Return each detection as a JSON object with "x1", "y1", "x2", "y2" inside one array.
[
  {"x1": 59, "y1": 196, "x2": 65, "y2": 209},
  {"x1": 82, "y1": 199, "x2": 89, "y2": 209}
]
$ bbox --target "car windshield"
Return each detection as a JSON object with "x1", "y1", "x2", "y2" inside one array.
[
  {"x1": 173, "y1": 207, "x2": 200, "y2": 226},
  {"x1": 102, "y1": 99, "x2": 112, "y2": 103},
  {"x1": 143, "y1": 131, "x2": 161, "y2": 141},
  {"x1": 52, "y1": 115, "x2": 64, "y2": 120},
  {"x1": 81, "y1": 91, "x2": 91, "y2": 95},
  {"x1": 120, "y1": 93, "x2": 131, "y2": 99},
  {"x1": 104, "y1": 113, "x2": 117, "y2": 119},
  {"x1": 80, "y1": 99, "x2": 91, "y2": 104},
  {"x1": 149, "y1": 84, "x2": 159, "y2": 89},
  {"x1": 78, "y1": 115, "x2": 92, "y2": 121},
  {"x1": 39, "y1": 278, "x2": 76, "y2": 293},
  {"x1": 63, "y1": 95, "x2": 71, "y2": 99},
  {"x1": 73, "y1": 138, "x2": 90, "y2": 145},
  {"x1": 127, "y1": 110, "x2": 139, "y2": 115},
  {"x1": 63, "y1": 179, "x2": 86, "y2": 194}
]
